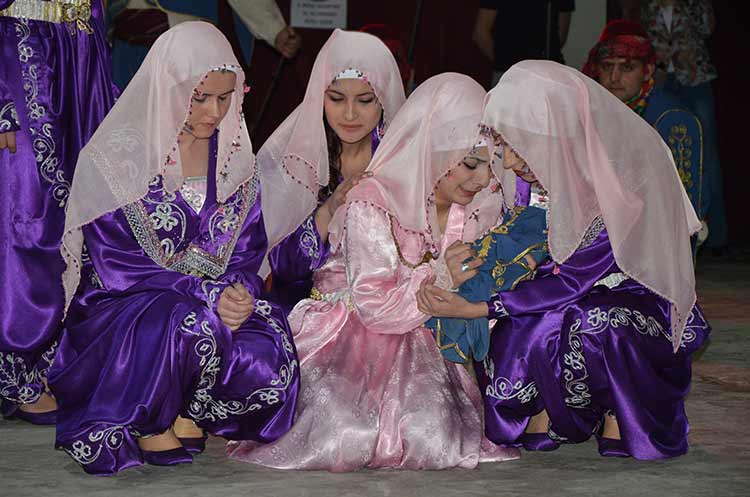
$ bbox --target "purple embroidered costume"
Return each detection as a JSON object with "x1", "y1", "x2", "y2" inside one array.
[
  {"x1": 47, "y1": 23, "x2": 299, "y2": 475},
  {"x1": 479, "y1": 223, "x2": 709, "y2": 458},
  {"x1": 0, "y1": 0, "x2": 117, "y2": 414},
  {"x1": 475, "y1": 61, "x2": 710, "y2": 459},
  {"x1": 50, "y1": 145, "x2": 298, "y2": 475}
]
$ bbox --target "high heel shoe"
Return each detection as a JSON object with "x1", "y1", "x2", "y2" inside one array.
[
  {"x1": 142, "y1": 447, "x2": 193, "y2": 466},
  {"x1": 518, "y1": 432, "x2": 560, "y2": 452},
  {"x1": 177, "y1": 434, "x2": 208, "y2": 455}
]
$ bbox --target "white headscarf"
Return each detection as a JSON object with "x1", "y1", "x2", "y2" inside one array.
[
  {"x1": 258, "y1": 29, "x2": 406, "y2": 276},
  {"x1": 61, "y1": 22, "x2": 255, "y2": 312},
  {"x1": 483, "y1": 61, "x2": 700, "y2": 350},
  {"x1": 328, "y1": 73, "x2": 505, "y2": 257}
]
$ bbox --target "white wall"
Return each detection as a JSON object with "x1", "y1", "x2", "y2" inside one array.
[{"x1": 562, "y1": 1, "x2": 608, "y2": 71}]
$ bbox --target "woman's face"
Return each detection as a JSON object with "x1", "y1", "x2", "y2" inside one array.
[
  {"x1": 187, "y1": 71, "x2": 237, "y2": 139},
  {"x1": 324, "y1": 78, "x2": 382, "y2": 145},
  {"x1": 499, "y1": 143, "x2": 537, "y2": 184},
  {"x1": 434, "y1": 146, "x2": 492, "y2": 207}
]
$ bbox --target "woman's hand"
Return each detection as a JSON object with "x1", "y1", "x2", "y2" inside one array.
[
  {"x1": 416, "y1": 276, "x2": 488, "y2": 319},
  {"x1": 315, "y1": 171, "x2": 373, "y2": 241},
  {"x1": 0, "y1": 131, "x2": 17, "y2": 153},
  {"x1": 444, "y1": 241, "x2": 483, "y2": 288},
  {"x1": 322, "y1": 171, "x2": 372, "y2": 218},
  {"x1": 217, "y1": 283, "x2": 254, "y2": 332}
]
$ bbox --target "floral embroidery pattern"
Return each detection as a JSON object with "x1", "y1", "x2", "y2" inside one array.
[
  {"x1": 15, "y1": 19, "x2": 71, "y2": 207},
  {"x1": 299, "y1": 215, "x2": 321, "y2": 265},
  {"x1": 123, "y1": 171, "x2": 258, "y2": 279},
  {"x1": 482, "y1": 357, "x2": 539, "y2": 404},
  {"x1": 0, "y1": 341, "x2": 58, "y2": 404},
  {"x1": 0, "y1": 102, "x2": 19, "y2": 132},
  {"x1": 563, "y1": 306, "x2": 700, "y2": 409},
  {"x1": 64, "y1": 425, "x2": 127, "y2": 466},
  {"x1": 182, "y1": 304, "x2": 298, "y2": 423}
]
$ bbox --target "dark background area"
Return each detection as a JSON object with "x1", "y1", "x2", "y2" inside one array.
[{"x1": 244, "y1": 0, "x2": 747, "y2": 244}]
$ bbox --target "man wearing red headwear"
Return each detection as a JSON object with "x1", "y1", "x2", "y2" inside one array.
[{"x1": 584, "y1": 20, "x2": 708, "y2": 239}]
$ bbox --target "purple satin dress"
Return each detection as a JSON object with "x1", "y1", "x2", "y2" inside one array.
[
  {"x1": 48, "y1": 137, "x2": 301, "y2": 475},
  {"x1": 0, "y1": 0, "x2": 117, "y2": 410},
  {"x1": 477, "y1": 220, "x2": 711, "y2": 459},
  {"x1": 266, "y1": 213, "x2": 330, "y2": 314}
]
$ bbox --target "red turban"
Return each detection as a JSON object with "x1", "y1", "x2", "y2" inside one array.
[{"x1": 582, "y1": 20, "x2": 656, "y2": 78}]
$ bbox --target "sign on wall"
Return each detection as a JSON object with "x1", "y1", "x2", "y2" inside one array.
[{"x1": 290, "y1": 0, "x2": 347, "y2": 30}]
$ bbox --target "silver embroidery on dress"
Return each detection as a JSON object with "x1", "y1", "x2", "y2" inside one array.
[
  {"x1": 123, "y1": 169, "x2": 259, "y2": 279},
  {"x1": 482, "y1": 357, "x2": 539, "y2": 404},
  {"x1": 0, "y1": 102, "x2": 19, "y2": 131},
  {"x1": 299, "y1": 215, "x2": 320, "y2": 265},
  {"x1": 181, "y1": 302, "x2": 298, "y2": 423},
  {"x1": 65, "y1": 425, "x2": 127, "y2": 466},
  {"x1": 180, "y1": 176, "x2": 208, "y2": 214},
  {"x1": 15, "y1": 18, "x2": 71, "y2": 207},
  {"x1": 578, "y1": 217, "x2": 606, "y2": 250},
  {"x1": 0, "y1": 341, "x2": 58, "y2": 404},
  {"x1": 563, "y1": 306, "x2": 696, "y2": 409}
]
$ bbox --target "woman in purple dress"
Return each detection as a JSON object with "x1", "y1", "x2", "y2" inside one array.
[
  {"x1": 418, "y1": 61, "x2": 710, "y2": 460},
  {"x1": 0, "y1": 0, "x2": 117, "y2": 423},
  {"x1": 48, "y1": 22, "x2": 299, "y2": 475},
  {"x1": 260, "y1": 29, "x2": 406, "y2": 313}
]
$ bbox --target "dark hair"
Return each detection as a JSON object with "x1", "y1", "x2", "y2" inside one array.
[
  {"x1": 322, "y1": 108, "x2": 384, "y2": 199},
  {"x1": 323, "y1": 115, "x2": 342, "y2": 196}
]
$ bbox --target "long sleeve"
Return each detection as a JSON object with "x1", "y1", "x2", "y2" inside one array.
[
  {"x1": 0, "y1": 78, "x2": 20, "y2": 133},
  {"x1": 487, "y1": 229, "x2": 618, "y2": 318},
  {"x1": 269, "y1": 213, "x2": 330, "y2": 285},
  {"x1": 227, "y1": 0, "x2": 286, "y2": 44},
  {"x1": 266, "y1": 211, "x2": 331, "y2": 312},
  {"x1": 81, "y1": 189, "x2": 267, "y2": 313},
  {"x1": 82, "y1": 209, "x2": 225, "y2": 311},
  {"x1": 220, "y1": 190, "x2": 268, "y2": 298},
  {"x1": 345, "y1": 202, "x2": 432, "y2": 334}
]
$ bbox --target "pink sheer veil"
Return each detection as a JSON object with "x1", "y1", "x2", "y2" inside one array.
[
  {"x1": 328, "y1": 73, "x2": 505, "y2": 259},
  {"x1": 258, "y1": 29, "x2": 406, "y2": 276},
  {"x1": 483, "y1": 60, "x2": 700, "y2": 350},
  {"x1": 60, "y1": 22, "x2": 256, "y2": 313}
]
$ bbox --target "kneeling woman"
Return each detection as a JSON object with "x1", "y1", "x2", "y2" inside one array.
[
  {"x1": 419, "y1": 61, "x2": 710, "y2": 460},
  {"x1": 49, "y1": 23, "x2": 299, "y2": 475},
  {"x1": 229, "y1": 73, "x2": 519, "y2": 470}
]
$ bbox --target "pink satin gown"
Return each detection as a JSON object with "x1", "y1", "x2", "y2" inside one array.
[{"x1": 228, "y1": 202, "x2": 519, "y2": 471}]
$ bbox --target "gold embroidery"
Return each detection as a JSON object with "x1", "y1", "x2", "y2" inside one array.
[
  {"x1": 388, "y1": 215, "x2": 434, "y2": 269},
  {"x1": 1, "y1": 0, "x2": 93, "y2": 33},
  {"x1": 310, "y1": 287, "x2": 354, "y2": 311},
  {"x1": 434, "y1": 319, "x2": 470, "y2": 362},
  {"x1": 477, "y1": 206, "x2": 526, "y2": 259},
  {"x1": 491, "y1": 241, "x2": 547, "y2": 290},
  {"x1": 654, "y1": 109, "x2": 703, "y2": 216}
]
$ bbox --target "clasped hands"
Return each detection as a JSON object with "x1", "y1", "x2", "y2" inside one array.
[
  {"x1": 416, "y1": 241, "x2": 488, "y2": 319},
  {"x1": 0, "y1": 131, "x2": 17, "y2": 153},
  {"x1": 217, "y1": 282, "x2": 254, "y2": 332}
]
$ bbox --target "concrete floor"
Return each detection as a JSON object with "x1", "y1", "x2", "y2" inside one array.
[{"x1": 2, "y1": 257, "x2": 748, "y2": 497}]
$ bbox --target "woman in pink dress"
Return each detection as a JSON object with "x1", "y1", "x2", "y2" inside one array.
[{"x1": 228, "y1": 73, "x2": 520, "y2": 470}]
